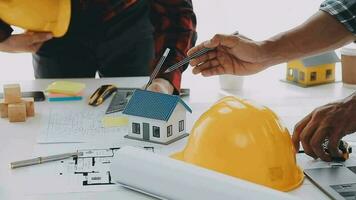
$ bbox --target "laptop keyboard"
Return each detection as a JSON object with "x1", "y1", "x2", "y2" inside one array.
[
  {"x1": 331, "y1": 183, "x2": 356, "y2": 200},
  {"x1": 331, "y1": 167, "x2": 356, "y2": 200}
]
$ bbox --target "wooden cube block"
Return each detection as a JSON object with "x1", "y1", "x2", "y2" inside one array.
[
  {"x1": 4, "y1": 84, "x2": 21, "y2": 103},
  {"x1": 22, "y1": 98, "x2": 35, "y2": 117},
  {"x1": 0, "y1": 99, "x2": 8, "y2": 118},
  {"x1": 8, "y1": 103, "x2": 26, "y2": 122}
]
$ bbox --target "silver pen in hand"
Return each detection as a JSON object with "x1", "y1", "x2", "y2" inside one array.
[
  {"x1": 144, "y1": 48, "x2": 171, "y2": 90},
  {"x1": 164, "y1": 31, "x2": 239, "y2": 74}
]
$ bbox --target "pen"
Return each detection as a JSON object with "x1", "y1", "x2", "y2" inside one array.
[
  {"x1": 145, "y1": 48, "x2": 170, "y2": 90},
  {"x1": 10, "y1": 152, "x2": 83, "y2": 169},
  {"x1": 164, "y1": 31, "x2": 239, "y2": 74}
]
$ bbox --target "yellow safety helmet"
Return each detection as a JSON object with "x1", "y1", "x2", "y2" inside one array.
[
  {"x1": 0, "y1": 0, "x2": 71, "y2": 37},
  {"x1": 172, "y1": 96, "x2": 304, "y2": 192}
]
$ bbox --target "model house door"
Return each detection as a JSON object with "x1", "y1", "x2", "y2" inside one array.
[{"x1": 143, "y1": 123, "x2": 150, "y2": 141}]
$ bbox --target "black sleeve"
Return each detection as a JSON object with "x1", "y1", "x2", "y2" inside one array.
[{"x1": 0, "y1": 20, "x2": 13, "y2": 42}]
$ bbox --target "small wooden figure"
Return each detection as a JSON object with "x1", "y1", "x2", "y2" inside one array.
[
  {"x1": 22, "y1": 98, "x2": 35, "y2": 117},
  {"x1": 1, "y1": 84, "x2": 36, "y2": 122},
  {"x1": 4, "y1": 84, "x2": 21, "y2": 103},
  {"x1": 0, "y1": 99, "x2": 8, "y2": 118},
  {"x1": 8, "y1": 103, "x2": 27, "y2": 122}
]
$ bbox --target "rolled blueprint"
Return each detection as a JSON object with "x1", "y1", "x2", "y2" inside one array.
[{"x1": 110, "y1": 146, "x2": 300, "y2": 200}]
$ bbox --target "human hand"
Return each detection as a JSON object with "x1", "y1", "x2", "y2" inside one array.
[
  {"x1": 292, "y1": 93, "x2": 356, "y2": 161},
  {"x1": 0, "y1": 32, "x2": 52, "y2": 53},
  {"x1": 146, "y1": 78, "x2": 174, "y2": 94},
  {"x1": 188, "y1": 34, "x2": 269, "y2": 77}
]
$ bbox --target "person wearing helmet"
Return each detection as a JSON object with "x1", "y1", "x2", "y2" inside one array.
[
  {"x1": 188, "y1": 0, "x2": 356, "y2": 162},
  {"x1": 0, "y1": 0, "x2": 197, "y2": 95}
]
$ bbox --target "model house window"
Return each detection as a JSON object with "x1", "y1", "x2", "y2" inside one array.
[
  {"x1": 167, "y1": 125, "x2": 173, "y2": 137},
  {"x1": 179, "y1": 120, "x2": 185, "y2": 132},
  {"x1": 326, "y1": 69, "x2": 332, "y2": 79},
  {"x1": 153, "y1": 126, "x2": 160, "y2": 138},
  {"x1": 310, "y1": 72, "x2": 317, "y2": 81},
  {"x1": 132, "y1": 123, "x2": 140, "y2": 134},
  {"x1": 299, "y1": 72, "x2": 305, "y2": 81},
  {"x1": 288, "y1": 68, "x2": 293, "y2": 77}
]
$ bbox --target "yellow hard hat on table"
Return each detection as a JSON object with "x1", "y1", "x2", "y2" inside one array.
[
  {"x1": 0, "y1": 0, "x2": 71, "y2": 37},
  {"x1": 172, "y1": 96, "x2": 304, "y2": 192}
]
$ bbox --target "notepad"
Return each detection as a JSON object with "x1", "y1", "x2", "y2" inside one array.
[{"x1": 46, "y1": 81, "x2": 86, "y2": 95}]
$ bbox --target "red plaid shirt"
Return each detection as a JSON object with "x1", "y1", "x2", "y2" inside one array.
[{"x1": 0, "y1": 0, "x2": 197, "y2": 92}]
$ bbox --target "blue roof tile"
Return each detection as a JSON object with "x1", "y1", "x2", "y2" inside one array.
[
  {"x1": 301, "y1": 51, "x2": 340, "y2": 67},
  {"x1": 123, "y1": 89, "x2": 192, "y2": 121}
]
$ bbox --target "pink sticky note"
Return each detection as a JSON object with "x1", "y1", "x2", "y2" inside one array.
[{"x1": 48, "y1": 92, "x2": 83, "y2": 97}]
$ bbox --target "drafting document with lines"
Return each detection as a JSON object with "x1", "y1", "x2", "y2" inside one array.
[
  {"x1": 57, "y1": 147, "x2": 156, "y2": 192},
  {"x1": 20, "y1": 147, "x2": 159, "y2": 195},
  {"x1": 37, "y1": 109, "x2": 128, "y2": 143}
]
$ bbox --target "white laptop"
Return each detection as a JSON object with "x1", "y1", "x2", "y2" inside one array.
[{"x1": 304, "y1": 163, "x2": 356, "y2": 199}]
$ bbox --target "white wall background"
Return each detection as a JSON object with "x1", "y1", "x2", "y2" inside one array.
[{"x1": 0, "y1": 0, "x2": 324, "y2": 81}]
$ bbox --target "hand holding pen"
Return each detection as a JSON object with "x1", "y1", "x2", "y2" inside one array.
[
  {"x1": 144, "y1": 48, "x2": 175, "y2": 94},
  {"x1": 187, "y1": 32, "x2": 274, "y2": 77},
  {"x1": 164, "y1": 31, "x2": 239, "y2": 74},
  {"x1": 145, "y1": 48, "x2": 170, "y2": 90}
]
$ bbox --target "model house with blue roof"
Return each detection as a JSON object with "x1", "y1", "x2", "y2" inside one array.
[
  {"x1": 286, "y1": 51, "x2": 340, "y2": 86},
  {"x1": 123, "y1": 89, "x2": 192, "y2": 145}
]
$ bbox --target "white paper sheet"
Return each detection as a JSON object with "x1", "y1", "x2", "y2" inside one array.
[
  {"x1": 37, "y1": 109, "x2": 128, "y2": 143},
  {"x1": 110, "y1": 146, "x2": 301, "y2": 200},
  {"x1": 18, "y1": 146, "x2": 160, "y2": 195}
]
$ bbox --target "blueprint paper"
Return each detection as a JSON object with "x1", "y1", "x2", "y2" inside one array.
[
  {"x1": 110, "y1": 147, "x2": 301, "y2": 200},
  {"x1": 20, "y1": 146, "x2": 159, "y2": 195},
  {"x1": 37, "y1": 109, "x2": 128, "y2": 143}
]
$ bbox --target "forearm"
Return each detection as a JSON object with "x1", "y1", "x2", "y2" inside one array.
[
  {"x1": 151, "y1": 0, "x2": 197, "y2": 93},
  {"x1": 260, "y1": 11, "x2": 355, "y2": 66},
  {"x1": 341, "y1": 92, "x2": 356, "y2": 134},
  {"x1": 343, "y1": 91, "x2": 356, "y2": 111},
  {"x1": 157, "y1": 69, "x2": 182, "y2": 94},
  {"x1": 155, "y1": 31, "x2": 196, "y2": 93}
]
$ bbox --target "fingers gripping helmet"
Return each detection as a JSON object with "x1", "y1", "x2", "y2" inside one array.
[{"x1": 0, "y1": 0, "x2": 71, "y2": 37}]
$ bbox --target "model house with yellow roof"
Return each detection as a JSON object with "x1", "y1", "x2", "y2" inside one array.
[{"x1": 286, "y1": 51, "x2": 340, "y2": 86}]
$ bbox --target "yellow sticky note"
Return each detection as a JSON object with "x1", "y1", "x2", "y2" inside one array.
[
  {"x1": 46, "y1": 81, "x2": 86, "y2": 95},
  {"x1": 102, "y1": 116, "x2": 129, "y2": 128}
]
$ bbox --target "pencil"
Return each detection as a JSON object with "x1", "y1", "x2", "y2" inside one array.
[
  {"x1": 164, "y1": 31, "x2": 239, "y2": 74},
  {"x1": 145, "y1": 48, "x2": 170, "y2": 90}
]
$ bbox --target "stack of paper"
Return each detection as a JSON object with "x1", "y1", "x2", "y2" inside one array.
[{"x1": 46, "y1": 81, "x2": 86, "y2": 102}]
